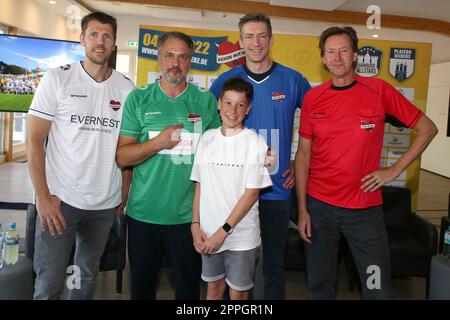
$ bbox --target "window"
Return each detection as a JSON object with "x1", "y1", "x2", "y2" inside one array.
[
  {"x1": 116, "y1": 52, "x2": 137, "y2": 84},
  {"x1": 13, "y1": 112, "x2": 26, "y2": 145}
]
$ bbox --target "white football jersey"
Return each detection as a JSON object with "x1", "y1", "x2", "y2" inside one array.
[{"x1": 29, "y1": 62, "x2": 135, "y2": 210}]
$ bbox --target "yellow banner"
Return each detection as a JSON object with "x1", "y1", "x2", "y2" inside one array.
[{"x1": 137, "y1": 24, "x2": 432, "y2": 211}]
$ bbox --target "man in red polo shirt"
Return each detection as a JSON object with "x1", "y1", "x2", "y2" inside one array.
[{"x1": 294, "y1": 26, "x2": 437, "y2": 299}]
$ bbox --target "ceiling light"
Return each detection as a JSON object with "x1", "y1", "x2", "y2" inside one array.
[{"x1": 49, "y1": 0, "x2": 56, "y2": 4}]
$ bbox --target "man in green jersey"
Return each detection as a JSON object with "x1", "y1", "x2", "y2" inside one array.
[{"x1": 116, "y1": 31, "x2": 221, "y2": 300}]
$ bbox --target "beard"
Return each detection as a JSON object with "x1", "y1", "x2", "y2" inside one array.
[
  {"x1": 162, "y1": 67, "x2": 186, "y2": 85},
  {"x1": 86, "y1": 46, "x2": 111, "y2": 66}
]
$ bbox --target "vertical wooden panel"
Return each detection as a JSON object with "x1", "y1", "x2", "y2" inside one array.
[
  {"x1": 4, "y1": 113, "x2": 14, "y2": 162},
  {"x1": 4, "y1": 26, "x2": 18, "y2": 162}
]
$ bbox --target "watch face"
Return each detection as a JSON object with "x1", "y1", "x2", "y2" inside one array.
[{"x1": 223, "y1": 223, "x2": 232, "y2": 233}]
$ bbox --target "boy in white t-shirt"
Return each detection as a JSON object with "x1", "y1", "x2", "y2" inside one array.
[{"x1": 190, "y1": 77, "x2": 272, "y2": 300}]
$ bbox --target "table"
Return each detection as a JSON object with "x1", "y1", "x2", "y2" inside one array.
[{"x1": 429, "y1": 254, "x2": 450, "y2": 300}]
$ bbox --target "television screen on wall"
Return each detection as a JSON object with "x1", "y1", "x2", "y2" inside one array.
[{"x1": 0, "y1": 34, "x2": 85, "y2": 112}]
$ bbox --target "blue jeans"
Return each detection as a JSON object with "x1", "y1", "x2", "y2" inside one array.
[
  {"x1": 127, "y1": 216, "x2": 201, "y2": 300},
  {"x1": 33, "y1": 201, "x2": 115, "y2": 300},
  {"x1": 304, "y1": 195, "x2": 393, "y2": 300},
  {"x1": 259, "y1": 199, "x2": 291, "y2": 300}
]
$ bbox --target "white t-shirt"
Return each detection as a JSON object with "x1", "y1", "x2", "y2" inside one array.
[
  {"x1": 190, "y1": 128, "x2": 272, "y2": 252},
  {"x1": 28, "y1": 62, "x2": 135, "y2": 210}
]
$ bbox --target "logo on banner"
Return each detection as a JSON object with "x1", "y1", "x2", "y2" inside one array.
[
  {"x1": 356, "y1": 46, "x2": 382, "y2": 77},
  {"x1": 389, "y1": 48, "x2": 415, "y2": 82},
  {"x1": 216, "y1": 41, "x2": 246, "y2": 68},
  {"x1": 110, "y1": 100, "x2": 121, "y2": 111}
]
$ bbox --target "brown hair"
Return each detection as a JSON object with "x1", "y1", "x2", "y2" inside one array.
[
  {"x1": 81, "y1": 12, "x2": 117, "y2": 40},
  {"x1": 220, "y1": 77, "x2": 254, "y2": 102},
  {"x1": 157, "y1": 31, "x2": 194, "y2": 53},
  {"x1": 238, "y1": 12, "x2": 272, "y2": 37},
  {"x1": 319, "y1": 26, "x2": 358, "y2": 68}
]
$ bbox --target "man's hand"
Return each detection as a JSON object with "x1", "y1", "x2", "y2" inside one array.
[
  {"x1": 361, "y1": 166, "x2": 401, "y2": 192},
  {"x1": 115, "y1": 201, "x2": 126, "y2": 217},
  {"x1": 282, "y1": 161, "x2": 295, "y2": 189},
  {"x1": 155, "y1": 124, "x2": 184, "y2": 150},
  {"x1": 36, "y1": 195, "x2": 67, "y2": 236},
  {"x1": 298, "y1": 210, "x2": 312, "y2": 244}
]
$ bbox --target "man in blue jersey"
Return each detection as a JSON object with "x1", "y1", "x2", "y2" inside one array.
[{"x1": 210, "y1": 12, "x2": 311, "y2": 299}]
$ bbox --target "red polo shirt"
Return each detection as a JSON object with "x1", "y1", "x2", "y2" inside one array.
[{"x1": 299, "y1": 75, "x2": 423, "y2": 209}]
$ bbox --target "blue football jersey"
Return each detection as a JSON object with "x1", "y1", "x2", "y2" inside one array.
[{"x1": 210, "y1": 63, "x2": 311, "y2": 200}]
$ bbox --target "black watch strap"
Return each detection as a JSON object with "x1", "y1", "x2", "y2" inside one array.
[{"x1": 222, "y1": 223, "x2": 233, "y2": 234}]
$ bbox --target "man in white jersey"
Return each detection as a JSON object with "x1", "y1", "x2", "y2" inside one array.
[{"x1": 26, "y1": 12, "x2": 134, "y2": 300}]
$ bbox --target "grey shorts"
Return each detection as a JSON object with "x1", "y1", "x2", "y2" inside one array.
[{"x1": 201, "y1": 248, "x2": 258, "y2": 291}]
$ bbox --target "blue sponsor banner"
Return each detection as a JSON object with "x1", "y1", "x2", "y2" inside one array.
[{"x1": 138, "y1": 28, "x2": 228, "y2": 72}]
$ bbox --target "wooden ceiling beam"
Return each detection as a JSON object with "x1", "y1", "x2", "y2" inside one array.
[{"x1": 101, "y1": 0, "x2": 450, "y2": 36}]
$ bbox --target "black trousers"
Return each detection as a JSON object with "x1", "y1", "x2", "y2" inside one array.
[
  {"x1": 259, "y1": 199, "x2": 292, "y2": 300},
  {"x1": 127, "y1": 216, "x2": 201, "y2": 300}
]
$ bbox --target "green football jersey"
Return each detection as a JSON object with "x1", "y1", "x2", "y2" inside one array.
[{"x1": 120, "y1": 82, "x2": 221, "y2": 224}]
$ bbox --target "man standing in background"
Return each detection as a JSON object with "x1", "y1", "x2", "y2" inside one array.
[{"x1": 210, "y1": 12, "x2": 311, "y2": 299}]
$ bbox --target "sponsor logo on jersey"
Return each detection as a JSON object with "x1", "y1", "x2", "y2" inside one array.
[
  {"x1": 110, "y1": 100, "x2": 121, "y2": 111},
  {"x1": 60, "y1": 64, "x2": 71, "y2": 71},
  {"x1": 389, "y1": 48, "x2": 415, "y2": 82},
  {"x1": 271, "y1": 91, "x2": 286, "y2": 102},
  {"x1": 188, "y1": 113, "x2": 202, "y2": 124},
  {"x1": 145, "y1": 111, "x2": 162, "y2": 116},
  {"x1": 70, "y1": 114, "x2": 120, "y2": 128},
  {"x1": 70, "y1": 94, "x2": 87, "y2": 98},
  {"x1": 356, "y1": 46, "x2": 382, "y2": 77},
  {"x1": 360, "y1": 120, "x2": 376, "y2": 132}
]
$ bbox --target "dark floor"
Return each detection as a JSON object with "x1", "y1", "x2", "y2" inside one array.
[{"x1": 0, "y1": 162, "x2": 448, "y2": 300}]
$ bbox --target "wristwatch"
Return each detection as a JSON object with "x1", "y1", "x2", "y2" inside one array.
[{"x1": 222, "y1": 223, "x2": 233, "y2": 234}]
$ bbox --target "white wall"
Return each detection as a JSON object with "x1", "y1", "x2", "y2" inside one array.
[
  {"x1": 421, "y1": 62, "x2": 450, "y2": 177},
  {"x1": 0, "y1": 0, "x2": 78, "y2": 40}
]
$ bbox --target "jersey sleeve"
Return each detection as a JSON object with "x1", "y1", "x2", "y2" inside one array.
[
  {"x1": 246, "y1": 135, "x2": 273, "y2": 189},
  {"x1": 381, "y1": 82, "x2": 423, "y2": 128},
  {"x1": 208, "y1": 75, "x2": 224, "y2": 100},
  {"x1": 28, "y1": 68, "x2": 59, "y2": 121},
  {"x1": 190, "y1": 134, "x2": 205, "y2": 183},
  {"x1": 299, "y1": 91, "x2": 313, "y2": 140},
  {"x1": 119, "y1": 90, "x2": 141, "y2": 137}
]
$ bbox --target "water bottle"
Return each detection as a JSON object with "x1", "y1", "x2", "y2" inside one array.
[
  {"x1": 0, "y1": 223, "x2": 4, "y2": 269},
  {"x1": 444, "y1": 226, "x2": 450, "y2": 259},
  {"x1": 4, "y1": 222, "x2": 19, "y2": 265}
]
